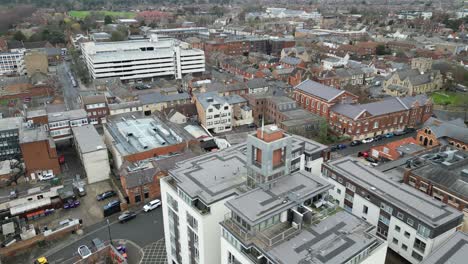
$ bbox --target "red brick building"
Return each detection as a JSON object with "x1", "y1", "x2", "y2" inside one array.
[
  {"x1": 416, "y1": 117, "x2": 468, "y2": 150},
  {"x1": 293, "y1": 80, "x2": 433, "y2": 140},
  {"x1": 81, "y1": 94, "x2": 109, "y2": 125}
]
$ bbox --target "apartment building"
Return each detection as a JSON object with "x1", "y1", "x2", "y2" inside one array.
[
  {"x1": 0, "y1": 117, "x2": 23, "y2": 160},
  {"x1": 420, "y1": 231, "x2": 468, "y2": 264},
  {"x1": 81, "y1": 94, "x2": 108, "y2": 125},
  {"x1": 0, "y1": 51, "x2": 25, "y2": 76},
  {"x1": 47, "y1": 109, "x2": 89, "y2": 141},
  {"x1": 81, "y1": 35, "x2": 205, "y2": 82},
  {"x1": 321, "y1": 156, "x2": 463, "y2": 264},
  {"x1": 161, "y1": 125, "x2": 332, "y2": 264},
  {"x1": 194, "y1": 92, "x2": 233, "y2": 133}
]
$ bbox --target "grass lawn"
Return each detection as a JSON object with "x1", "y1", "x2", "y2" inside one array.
[
  {"x1": 69, "y1": 10, "x2": 136, "y2": 19},
  {"x1": 431, "y1": 91, "x2": 468, "y2": 106}
]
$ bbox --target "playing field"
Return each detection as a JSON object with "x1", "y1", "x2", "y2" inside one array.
[
  {"x1": 69, "y1": 10, "x2": 136, "y2": 19},
  {"x1": 431, "y1": 91, "x2": 468, "y2": 106}
]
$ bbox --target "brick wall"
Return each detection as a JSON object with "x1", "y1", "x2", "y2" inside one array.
[
  {"x1": 20, "y1": 140, "x2": 60, "y2": 177},
  {"x1": 124, "y1": 142, "x2": 187, "y2": 163}
]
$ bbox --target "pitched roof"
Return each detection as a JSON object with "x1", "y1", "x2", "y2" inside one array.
[
  {"x1": 294, "y1": 79, "x2": 344, "y2": 102},
  {"x1": 138, "y1": 92, "x2": 190, "y2": 105},
  {"x1": 423, "y1": 117, "x2": 468, "y2": 144},
  {"x1": 280, "y1": 56, "x2": 302, "y2": 65}
]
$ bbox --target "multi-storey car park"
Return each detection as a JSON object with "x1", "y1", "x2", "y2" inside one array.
[{"x1": 81, "y1": 35, "x2": 205, "y2": 82}]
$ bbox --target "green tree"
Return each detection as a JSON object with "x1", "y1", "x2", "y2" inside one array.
[
  {"x1": 375, "y1": 44, "x2": 390, "y2": 55},
  {"x1": 104, "y1": 15, "x2": 113, "y2": 25},
  {"x1": 318, "y1": 119, "x2": 328, "y2": 143},
  {"x1": 111, "y1": 31, "x2": 125, "y2": 41},
  {"x1": 13, "y1": 31, "x2": 27, "y2": 41}
]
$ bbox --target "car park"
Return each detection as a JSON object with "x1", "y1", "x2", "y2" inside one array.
[
  {"x1": 97, "y1": 190, "x2": 116, "y2": 201},
  {"x1": 143, "y1": 199, "x2": 161, "y2": 212},
  {"x1": 78, "y1": 245, "x2": 92, "y2": 259},
  {"x1": 350, "y1": 140, "x2": 362, "y2": 147},
  {"x1": 361, "y1": 138, "x2": 374, "y2": 144},
  {"x1": 118, "y1": 211, "x2": 137, "y2": 223}
]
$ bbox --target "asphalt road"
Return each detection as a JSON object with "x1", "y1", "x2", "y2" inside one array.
[
  {"x1": 44, "y1": 207, "x2": 164, "y2": 263},
  {"x1": 57, "y1": 62, "x2": 80, "y2": 110},
  {"x1": 332, "y1": 132, "x2": 417, "y2": 158}
]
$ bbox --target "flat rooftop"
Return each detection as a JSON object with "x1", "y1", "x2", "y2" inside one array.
[
  {"x1": 169, "y1": 134, "x2": 328, "y2": 205},
  {"x1": 421, "y1": 231, "x2": 468, "y2": 264},
  {"x1": 20, "y1": 126, "x2": 50, "y2": 144},
  {"x1": 0, "y1": 117, "x2": 23, "y2": 131},
  {"x1": 326, "y1": 157, "x2": 462, "y2": 228},
  {"x1": 48, "y1": 109, "x2": 87, "y2": 122},
  {"x1": 105, "y1": 113, "x2": 186, "y2": 156},
  {"x1": 266, "y1": 211, "x2": 382, "y2": 264},
  {"x1": 72, "y1": 125, "x2": 106, "y2": 154},
  {"x1": 226, "y1": 170, "x2": 332, "y2": 225}
]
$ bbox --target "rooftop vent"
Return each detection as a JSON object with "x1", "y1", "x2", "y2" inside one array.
[{"x1": 206, "y1": 97, "x2": 214, "y2": 102}]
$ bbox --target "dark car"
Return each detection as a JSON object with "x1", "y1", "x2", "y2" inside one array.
[
  {"x1": 336, "y1": 144, "x2": 347, "y2": 149},
  {"x1": 365, "y1": 156, "x2": 378, "y2": 163},
  {"x1": 349, "y1": 140, "x2": 362, "y2": 147},
  {"x1": 97, "y1": 190, "x2": 116, "y2": 201},
  {"x1": 104, "y1": 200, "x2": 120, "y2": 210},
  {"x1": 404, "y1": 127, "x2": 416, "y2": 133},
  {"x1": 374, "y1": 134, "x2": 385, "y2": 141},
  {"x1": 135, "y1": 84, "x2": 151, "y2": 90},
  {"x1": 63, "y1": 200, "x2": 80, "y2": 209},
  {"x1": 118, "y1": 211, "x2": 137, "y2": 223}
]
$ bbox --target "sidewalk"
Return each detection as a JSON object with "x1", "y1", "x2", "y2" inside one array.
[{"x1": 140, "y1": 238, "x2": 167, "y2": 264}]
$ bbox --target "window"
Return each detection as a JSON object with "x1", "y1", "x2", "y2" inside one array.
[
  {"x1": 411, "y1": 251, "x2": 423, "y2": 261},
  {"x1": 378, "y1": 215, "x2": 390, "y2": 225},
  {"x1": 404, "y1": 231, "x2": 410, "y2": 238},
  {"x1": 373, "y1": 121, "x2": 379, "y2": 129},
  {"x1": 414, "y1": 238, "x2": 427, "y2": 253},
  {"x1": 397, "y1": 212, "x2": 404, "y2": 220},
  {"x1": 407, "y1": 218, "x2": 414, "y2": 227},
  {"x1": 208, "y1": 108, "x2": 213, "y2": 113},
  {"x1": 338, "y1": 177, "x2": 343, "y2": 183},
  {"x1": 306, "y1": 98, "x2": 309, "y2": 105},
  {"x1": 380, "y1": 203, "x2": 393, "y2": 214},
  {"x1": 337, "y1": 189, "x2": 341, "y2": 194},
  {"x1": 395, "y1": 225, "x2": 401, "y2": 232},
  {"x1": 362, "y1": 205, "x2": 368, "y2": 214},
  {"x1": 345, "y1": 193, "x2": 354, "y2": 202},
  {"x1": 402, "y1": 244, "x2": 408, "y2": 251},
  {"x1": 392, "y1": 238, "x2": 398, "y2": 245},
  {"x1": 346, "y1": 182, "x2": 356, "y2": 192},
  {"x1": 417, "y1": 224, "x2": 431, "y2": 238}
]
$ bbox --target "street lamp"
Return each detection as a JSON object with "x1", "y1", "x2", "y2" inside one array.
[{"x1": 106, "y1": 219, "x2": 113, "y2": 246}]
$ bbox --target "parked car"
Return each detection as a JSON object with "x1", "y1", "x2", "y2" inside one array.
[
  {"x1": 358, "y1": 151, "x2": 369, "y2": 158},
  {"x1": 9, "y1": 189, "x2": 18, "y2": 200},
  {"x1": 38, "y1": 170, "x2": 54, "y2": 181},
  {"x1": 143, "y1": 199, "x2": 161, "y2": 212},
  {"x1": 372, "y1": 135, "x2": 382, "y2": 141},
  {"x1": 118, "y1": 211, "x2": 137, "y2": 223},
  {"x1": 34, "y1": 257, "x2": 48, "y2": 264},
  {"x1": 104, "y1": 200, "x2": 120, "y2": 210},
  {"x1": 365, "y1": 156, "x2": 378, "y2": 163},
  {"x1": 63, "y1": 200, "x2": 80, "y2": 209},
  {"x1": 92, "y1": 238, "x2": 105, "y2": 250},
  {"x1": 349, "y1": 140, "x2": 362, "y2": 147},
  {"x1": 78, "y1": 245, "x2": 92, "y2": 259},
  {"x1": 385, "y1": 132, "x2": 394, "y2": 138},
  {"x1": 336, "y1": 144, "x2": 347, "y2": 150},
  {"x1": 97, "y1": 190, "x2": 116, "y2": 201},
  {"x1": 394, "y1": 129, "x2": 407, "y2": 136},
  {"x1": 135, "y1": 84, "x2": 151, "y2": 90},
  {"x1": 74, "y1": 186, "x2": 86, "y2": 197},
  {"x1": 404, "y1": 127, "x2": 416, "y2": 133},
  {"x1": 361, "y1": 138, "x2": 374, "y2": 144}
]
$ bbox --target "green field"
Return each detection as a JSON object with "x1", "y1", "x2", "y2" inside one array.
[
  {"x1": 431, "y1": 91, "x2": 468, "y2": 106},
  {"x1": 69, "y1": 10, "x2": 136, "y2": 19}
]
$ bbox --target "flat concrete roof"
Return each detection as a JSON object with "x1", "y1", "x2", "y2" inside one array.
[
  {"x1": 169, "y1": 134, "x2": 328, "y2": 205},
  {"x1": 0, "y1": 117, "x2": 22, "y2": 131},
  {"x1": 105, "y1": 113, "x2": 186, "y2": 156},
  {"x1": 72, "y1": 125, "x2": 106, "y2": 154},
  {"x1": 48, "y1": 109, "x2": 87, "y2": 122},
  {"x1": 226, "y1": 170, "x2": 332, "y2": 225},
  {"x1": 267, "y1": 211, "x2": 382, "y2": 264},
  {"x1": 20, "y1": 126, "x2": 49, "y2": 144},
  {"x1": 326, "y1": 157, "x2": 462, "y2": 228},
  {"x1": 421, "y1": 231, "x2": 468, "y2": 264}
]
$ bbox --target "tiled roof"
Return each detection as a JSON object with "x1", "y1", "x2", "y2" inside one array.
[{"x1": 294, "y1": 79, "x2": 344, "y2": 102}]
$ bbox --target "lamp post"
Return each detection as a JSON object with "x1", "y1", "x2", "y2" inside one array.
[{"x1": 106, "y1": 219, "x2": 113, "y2": 246}]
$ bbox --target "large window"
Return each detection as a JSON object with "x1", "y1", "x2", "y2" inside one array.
[
  {"x1": 411, "y1": 251, "x2": 423, "y2": 261},
  {"x1": 378, "y1": 214, "x2": 390, "y2": 225},
  {"x1": 414, "y1": 238, "x2": 427, "y2": 253},
  {"x1": 380, "y1": 202, "x2": 393, "y2": 214},
  {"x1": 417, "y1": 224, "x2": 431, "y2": 238}
]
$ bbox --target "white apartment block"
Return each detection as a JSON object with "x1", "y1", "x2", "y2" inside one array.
[
  {"x1": 81, "y1": 35, "x2": 205, "y2": 82},
  {"x1": 161, "y1": 125, "x2": 386, "y2": 264},
  {"x1": 321, "y1": 157, "x2": 464, "y2": 264},
  {"x1": 195, "y1": 92, "x2": 233, "y2": 133},
  {"x1": 0, "y1": 50, "x2": 26, "y2": 76}
]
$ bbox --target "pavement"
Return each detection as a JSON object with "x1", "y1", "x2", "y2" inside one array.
[
  {"x1": 141, "y1": 238, "x2": 167, "y2": 264},
  {"x1": 5, "y1": 205, "x2": 165, "y2": 264}
]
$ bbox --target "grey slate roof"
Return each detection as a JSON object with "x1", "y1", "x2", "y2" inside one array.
[
  {"x1": 295, "y1": 79, "x2": 344, "y2": 102},
  {"x1": 138, "y1": 92, "x2": 190, "y2": 105},
  {"x1": 423, "y1": 117, "x2": 468, "y2": 143},
  {"x1": 246, "y1": 78, "x2": 269, "y2": 89},
  {"x1": 280, "y1": 56, "x2": 302, "y2": 66}
]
